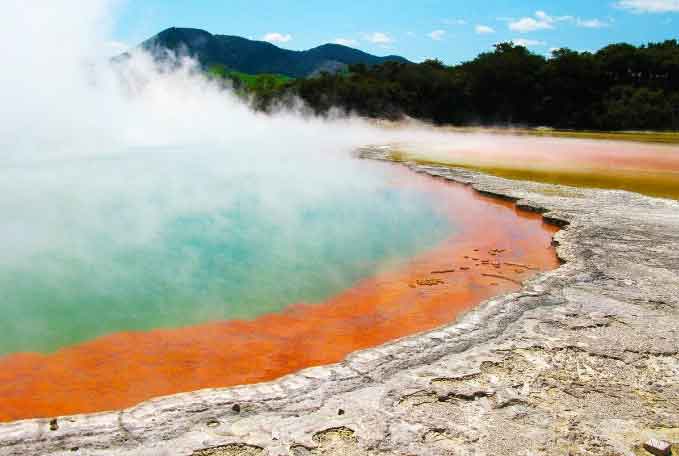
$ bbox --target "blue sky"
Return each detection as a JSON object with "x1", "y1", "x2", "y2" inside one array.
[{"x1": 112, "y1": 0, "x2": 678, "y2": 63}]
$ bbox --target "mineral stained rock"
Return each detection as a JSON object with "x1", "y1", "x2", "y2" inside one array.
[{"x1": 1, "y1": 154, "x2": 678, "y2": 456}]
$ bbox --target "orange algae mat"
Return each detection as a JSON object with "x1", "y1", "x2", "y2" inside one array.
[{"x1": 0, "y1": 169, "x2": 560, "y2": 422}]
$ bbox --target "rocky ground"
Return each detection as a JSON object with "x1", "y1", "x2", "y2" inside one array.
[{"x1": 1, "y1": 148, "x2": 678, "y2": 456}]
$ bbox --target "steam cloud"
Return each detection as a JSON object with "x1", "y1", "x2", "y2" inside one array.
[
  {"x1": 0, "y1": 0, "x2": 395, "y2": 262},
  {"x1": 0, "y1": 0, "x2": 459, "y2": 353}
]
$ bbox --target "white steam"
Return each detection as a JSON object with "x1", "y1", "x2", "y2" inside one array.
[
  {"x1": 0, "y1": 0, "x2": 400, "y2": 263},
  {"x1": 0, "y1": 1, "x2": 462, "y2": 353}
]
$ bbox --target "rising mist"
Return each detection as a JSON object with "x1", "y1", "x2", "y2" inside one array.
[{"x1": 0, "y1": 1, "x2": 461, "y2": 354}]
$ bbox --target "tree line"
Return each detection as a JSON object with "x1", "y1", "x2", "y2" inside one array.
[{"x1": 245, "y1": 40, "x2": 679, "y2": 131}]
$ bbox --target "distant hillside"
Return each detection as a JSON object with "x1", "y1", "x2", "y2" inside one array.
[{"x1": 138, "y1": 27, "x2": 410, "y2": 78}]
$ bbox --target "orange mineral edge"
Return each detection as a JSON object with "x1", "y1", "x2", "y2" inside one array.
[{"x1": 0, "y1": 167, "x2": 561, "y2": 422}]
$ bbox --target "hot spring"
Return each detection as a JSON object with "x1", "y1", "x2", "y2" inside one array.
[
  {"x1": 0, "y1": 1, "x2": 559, "y2": 422},
  {"x1": 0, "y1": 150, "x2": 454, "y2": 356}
]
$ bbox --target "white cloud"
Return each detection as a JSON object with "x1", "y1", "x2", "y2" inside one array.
[
  {"x1": 615, "y1": 0, "x2": 679, "y2": 12},
  {"x1": 428, "y1": 30, "x2": 446, "y2": 40},
  {"x1": 443, "y1": 18, "x2": 467, "y2": 25},
  {"x1": 507, "y1": 11, "x2": 609, "y2": 32},
  {"x1": 261, "y1": 33, "x2": 292, "y2": 44},
  {"x1": 513, "y1": 38, "x2": 547, "y2": 47},
  {"x1": 576, "y1": 18, "x2": 610, "y2": 28},
  {"x1": 475, "y1": 25, "x2": 496, "y2": 34},
  {"x1": 509, "y1": 11, "x2": 554, "y2": 32},
  {"x1": 509, "y1": 16, "x2": 553, "y2": 32},
  {"x1": 103, "y1": 40, "x2": 128, "y2": 56},
  {"x1": 334, "y1": 38, "x2": 357, "y2": 46},
  {"x1": 365, "y1": 32, "x2": 394, "y2": 44},
  {"x1": 509, "y1": 11, "x2": 572, "y2": 32}
]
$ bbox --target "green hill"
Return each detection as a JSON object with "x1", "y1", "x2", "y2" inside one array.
[{"x1": 138, "y1": 27, "x2": 409, "y2": 78}]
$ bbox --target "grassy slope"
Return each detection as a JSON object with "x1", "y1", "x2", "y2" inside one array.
[
  {"x1": 207, "y1": 65, "x2": 293, "y2": 91},
  {"x1": 226, "y1": 71, "x2": 293, "y2": 90}
]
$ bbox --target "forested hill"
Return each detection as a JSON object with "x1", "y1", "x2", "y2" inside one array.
[
  {"x1": 139, "y1": 27, "x2": 409, "y2": 77},
  {"x1": 250, "y1": 41, "x2": 679, "y2": 131},
  {"x1": 132, "y1": 29, "x2": 679, "y2": 130}
]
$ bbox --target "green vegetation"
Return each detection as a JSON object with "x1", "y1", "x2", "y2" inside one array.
[
  {"x1": 208, "y1": 65, "x2": 292, "y2": 90},
  {"x1": 248, "y1": 40, "x2": 679, "y2": 132},
  {"x1": 139, "y1": 29, "x2": 679, "y2": 132},
  {"x1": 207, "y1": 65, "x2": 294, "y2": 109}
]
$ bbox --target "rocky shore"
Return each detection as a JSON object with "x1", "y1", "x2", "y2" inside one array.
[{"x1": 1, "y1": 148, "x2": 678, "y2": 456}]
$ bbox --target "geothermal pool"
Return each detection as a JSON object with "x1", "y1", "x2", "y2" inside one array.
[
  {"x1": 0, "y1": 156, "x2": 558, "y2": 421},
  {"x1": 0, "y1": 155, "x2": 559, "y2": 422},
  {"x1": 0, "y1": 161, "x2": 452, "y2": 356}
]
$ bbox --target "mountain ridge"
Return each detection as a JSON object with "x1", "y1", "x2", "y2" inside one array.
[{"x1": 138, "y1": 27, "x2": 409, "y2": 77}]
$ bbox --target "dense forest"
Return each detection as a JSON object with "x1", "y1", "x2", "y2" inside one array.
[{"x1": 229, "y1": 40, "x2": 679, "y2": 131}]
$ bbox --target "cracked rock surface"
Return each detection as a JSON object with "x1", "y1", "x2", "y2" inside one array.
[{"x1": 1, "y1": 152, "x2": 678, "y2": 456}]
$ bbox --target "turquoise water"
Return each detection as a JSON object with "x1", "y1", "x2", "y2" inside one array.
[{"x1": 0, "y1": 150, "x2": 454, "y2": 355}]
